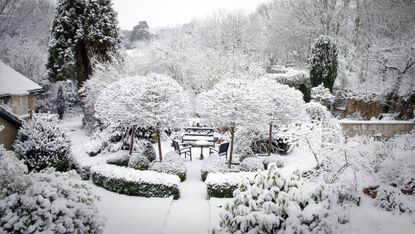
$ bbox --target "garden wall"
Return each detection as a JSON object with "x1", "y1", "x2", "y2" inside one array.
[{"x1": 340, "y1": 120, "x2": 415, "y2": 139}]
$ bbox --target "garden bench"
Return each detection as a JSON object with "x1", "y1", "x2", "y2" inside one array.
[{"x1": 181, "y1": 127, "x2": 215, "y2": 147}]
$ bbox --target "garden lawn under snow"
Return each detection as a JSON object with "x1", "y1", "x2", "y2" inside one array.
[{"x1": 62, "y1": 112, "x2": 415, "y2": 233}]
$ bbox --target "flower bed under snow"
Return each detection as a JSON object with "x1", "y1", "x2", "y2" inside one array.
[
  {"x1": 90, "y1": 164, "x2": 180, "y2": 199},
  {"x1": 205, "y1": 172, "x2": 257, "y2": 198}
]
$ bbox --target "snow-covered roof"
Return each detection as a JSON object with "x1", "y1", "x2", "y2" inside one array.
[{"x1": 0, "y1": 61, "x2": 42, "y2": 97}]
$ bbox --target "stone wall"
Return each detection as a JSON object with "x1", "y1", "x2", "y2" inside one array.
[{"x1": 340, "y1": 120, "x2": 414, "y2": 139}]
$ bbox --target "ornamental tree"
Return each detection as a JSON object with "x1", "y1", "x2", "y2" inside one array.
[
  {"x1": 309, "y1": 35, "x2": 338, "y2": 92},
  {"x1": 198, "y1": 79, "x2": 268, "y2": 167},
  {"x1": 94, "y1": 74, "x2": 191, "y2": 160}
]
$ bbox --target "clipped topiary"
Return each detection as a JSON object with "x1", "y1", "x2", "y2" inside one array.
[
  {"x1": 240, "y1": 157, "x2": 264, "y2": 172},
  {"x1": 201, "y1": 152, "x2": 228, "y2": 181},
  {"x1": 13, "y1": 114, "x2": 72, "y2": 172},
  {"x1": 238, "y1": 146, "x2": 255, "y2": 163},
  {"x1": 140, "y1": 141, "x2": 156, "y2": 162},
  {"x1": 128, "y1": 153, "x2": 150, "y2": 170},
  {"x1": 150, "y1": 151, "x2": 186, "y2": 181}
]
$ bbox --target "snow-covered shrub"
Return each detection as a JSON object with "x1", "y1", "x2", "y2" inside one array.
[
  {"x1": 311, "y1": 83, "x2": 335, "y2": 107},
  {"x1": 262, "y1": 156, "x2": 284, "y2": 169},
  {"x1": 375, "y1": 185, "x2": 415, "y2": 215},
  {"x1": 106, "y1": 150, "x2": 130, "y2": 167},
  {"x1": 240, "y1": 157, "x2": 264, "y2": 172},
  {"x1": 36, "y1": 80, "x2": 78, "y2": 114},
  {"x1": 13, "y1": 114, "x2": 72, "y2": 172},
  {"x1": 140, "y1": 141, "x2": 156, "y2": 162},
  {"x1": 205, "y1": 172, "x2": 257, "y2": 198},
  {"x1": 90, "y1": 164, "x2": 180, "y2": 199},
  {"x1": 238, "y1": 146, "x2": 255, "y2": 162},
  {"x1": 201, "y1": 152, "x2": 228, "y2": 181},
  {"x1": 216, "y1": 163, "x2": 348, "y2": 233},
  {"x1": 150, "y1": 151, "x2": 186, "y2": 181},
  {"x1": 0, "y1": 147, "x2": 104, "y2": 233},
  {"x1": 128, "y1": 153, "x2": 150, "y2": 170}
]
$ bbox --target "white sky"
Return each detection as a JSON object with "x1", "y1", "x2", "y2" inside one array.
[{"x1": 112, "y1": 0, "x2": 270, "y2": 30}]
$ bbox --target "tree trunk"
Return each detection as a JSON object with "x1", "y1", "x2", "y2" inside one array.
[
  {"x1": 268, "y1": 123, "x2": 272, "y2": 156},
  {"x1": 228, "y1": 126, "x2": 235, "y2": 168},
  {"x1": 78, "y1": 39, "x2": 90, "y2": 88},
  {"x1": 129, "y1": 125, "x2": 136, "y2": 155},
  {"x1": 157, "y1": 129, "x2": 163, "y2": 161}
]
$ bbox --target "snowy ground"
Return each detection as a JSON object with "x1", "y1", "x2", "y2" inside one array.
[{"x1": 62, "y1": 110, "x2": 415, "y2": 234}]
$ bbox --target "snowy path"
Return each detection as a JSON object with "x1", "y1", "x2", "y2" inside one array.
[{"x1": 162, "y1": 159, "x2": 211, "y2": 234}]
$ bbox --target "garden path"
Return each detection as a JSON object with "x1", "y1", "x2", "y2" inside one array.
[{"x1": 162, "y1": 158, "x2": 211, "y2": 234}]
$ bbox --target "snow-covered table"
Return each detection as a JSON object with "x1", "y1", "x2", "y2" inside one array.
[{"x1": 193, "y1": 140, "x2": 211, "y2": 160}]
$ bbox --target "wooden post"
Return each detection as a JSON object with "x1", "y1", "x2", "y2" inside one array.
[
  {"x1": 157, "y1": 129, "x2": 163, "y2": 161},
  {"x1": 268, "y1": 123, "x2": 272, "y2": 156},
  {"x1": 228, "y1": 126, "x2": 235, "y2": 168},
  {"x1": 129, "y1": 125, "x2": 136, "y2": 155}
]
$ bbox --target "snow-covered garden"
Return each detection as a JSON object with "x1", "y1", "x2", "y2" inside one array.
[{"x1": 1, "y1": 0, "x2": 415, "y2": 233}]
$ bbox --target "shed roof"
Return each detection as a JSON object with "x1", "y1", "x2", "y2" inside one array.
[
  {"x1": 0, "y1": 61, "x2": 42, "y2": 97},
  {"x1": 0, "y1": 106, "x2": 22, "y2": 127}
]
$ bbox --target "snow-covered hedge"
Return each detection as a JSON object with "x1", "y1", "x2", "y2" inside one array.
[
  {"x1": 205, "y1": 172, "x2": 257, "y2": 198},
  {"x1": 13, "y1": 114, "x2": 72, "y2": 172},
  {"x1": 240, "y1": 157, "x2": 264, "y2": 172},
  {"x1": 150, "y1": 151, "x2": 186, "y2": 181},
  {"x1": 215, "y1": 163, "x2": 348, "y2": 233},
  {"x1": 128, "y1": 153, "x2": 150, "y2": 170},
  {"x1": 237, "y1": 146, "x2": 255, "y2": 163},
  {"x1": 90, "y1": 164, "x2": 180, "y2": 199},
  {"x1": 0, "y1": 146, "x2": 104, "y2": 233},
  {"x1": 106, "y1": 150, "x2": 130, "y2": 167},
  {"x1": 262, "y1": 156, "x2": 284, "y2": 169},
  {"x1": 201, "y1": 153, "x2": 228, "y2": 181}
]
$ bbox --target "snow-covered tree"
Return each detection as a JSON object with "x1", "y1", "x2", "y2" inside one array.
[
  {"x1": 309, "y1": 35, "x2": 338, "y2": 92},
  {"x1": 198, "y1": 79, "x2": 265, "y2": 167},
  {"x1": 85, "y1": 0, "x2": 122, "y2": 63},
  {"x1": 46, "y1": 0, "x2": 86, "y2": 85},
  {"x1": 56, "y1": 85, "x2": 65, "y2": 119},
  {"x1": 13, "y1": 114, "x2": 72, "y2": 172},
  {"x1": 94, "y1": 74, "x2": 191, "y2": 160},
  {"x1": 47, "y1": 0, "x2": 121, "y2": 87}
]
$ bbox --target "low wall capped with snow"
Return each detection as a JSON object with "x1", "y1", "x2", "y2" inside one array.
[{"x1": 340, "y1": 120, "x2": 414, "y2": 139}]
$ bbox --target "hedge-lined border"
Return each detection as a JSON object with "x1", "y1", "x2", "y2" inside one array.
[
  {"x1": 91, "y1": 165, "x2": 180, "y2": 199},
  {"x1": 205, "y1": 172, "x2": 257, "y2": 198}
]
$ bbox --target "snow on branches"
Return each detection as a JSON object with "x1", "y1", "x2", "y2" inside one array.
[{"x1": 94, "y1": 73, "x2": 191, "y2": 130}]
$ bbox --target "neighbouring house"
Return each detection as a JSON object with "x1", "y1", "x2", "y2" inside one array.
[
  {"x1": 0, "y1": 106, "x2": 22, "y2": 149},
  {"x1": 0, "y1": 61, "x2": 42, "y2": 149}
]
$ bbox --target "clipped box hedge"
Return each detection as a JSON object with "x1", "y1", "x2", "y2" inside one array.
[
  {"x1": 205, "y1": 172, "x2": 257, "y2": 198},
  {"x1": 91, "y1": 164, "x2": 180, "y2": 199}
]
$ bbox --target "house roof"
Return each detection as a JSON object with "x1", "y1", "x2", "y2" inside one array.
[
  {"x1": 0, "y1": 61, "x2": 42, "y2": 97},
  {"x1": 0, "y1": 106, "x2": 22, "y2": 127}
]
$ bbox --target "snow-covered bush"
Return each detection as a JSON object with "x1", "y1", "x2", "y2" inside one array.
[
  {"x1": 128, "y1": 153, "x2": 150, "y2": 170},
  {"x1": 238, "y1": 146, "x2": 255, "y2": 163},
  {"x1": 90, "y1": 164, "x2": 180, "y2": 199},
  {"x1": 216, "y1": 163, "x2": 348, "y2": 233},
  {"x1": 0, "y1": 147, "x2": 104, "y2": 233},
  {"x1": 140, "y1": 141, "x2": 156, "y2": 162},
  {"x1": 240, "y1": 157, "x2": 264, "y2": 172},
  {"x1": 375, "y1": 185, "x2": 415, "y2": 215},
  {"x1": 205, "y1": 172, "x2": 257, "y2": 198},
  {"x1": 36, "y1": 80, "x2": 78, "y2": 114},
  {"x1": 201, "y1": 153, "x2": 228, "y2": 181},
  {"x1": 13, "y1": 114, "x2": 72, "y2": 172},
  {"x1": 311, "y1": 83, "x2": 335, "y2": 107},
  {"x1": 262, "y1": 156, "x2": 284, "y2": 169},
  {"x1": 150, "y1": 151, "x2": 186, "y2": 181},
  {"x1": 106, "y1": 150, "x2": 130, "y2": 167}
]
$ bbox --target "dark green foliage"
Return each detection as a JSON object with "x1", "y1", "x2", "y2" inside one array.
[
  {"x1": 47, "y1": 0, "x2": 121, "y2": 87},
  {"x1": 13, "y1": 114, "x2": 72, "y2": 172},
  {"x1": 91, "y1": 170, "x2": 180, "y2": 199},
  {"x1": 207, "y1": 183, "x2": 238, "y2": 198},
  {"x1": 56, "y1": 86, "x2": 65, "y2": 119},
  {"x1": 106, "y1": 157, "x2": 129, "y2": 167},
  {"x1": 309, "y1": 35, "x2": 338, "y2": 92}
]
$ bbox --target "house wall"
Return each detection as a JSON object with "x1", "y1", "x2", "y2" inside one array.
[
  {"x1": 0, "y1": 117, "x2": 18, "y2": 150},
  {"x1": 340, "y1": 121, "x2": 415, "y2": 139}
]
